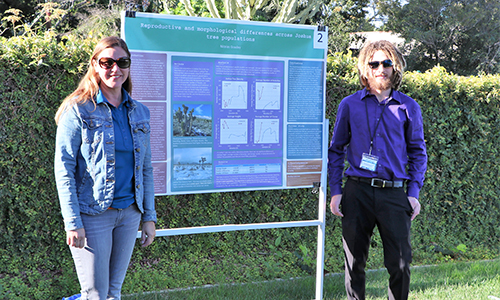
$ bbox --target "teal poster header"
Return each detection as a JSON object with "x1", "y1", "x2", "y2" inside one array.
[{"x1": 123, "y1": 13, "x2": 326, "y2": 59}]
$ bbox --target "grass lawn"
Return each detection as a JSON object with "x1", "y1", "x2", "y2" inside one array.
[{"x1": 123, "y1": 259, "x2": 500, "y2": 300}]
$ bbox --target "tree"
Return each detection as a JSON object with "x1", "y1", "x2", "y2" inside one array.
[
  {"x1": 0, "y1": 0, "x2": 38, "y2": 36},
  {"x1": 322, "y1": 0, "x2": 373, "y2": 53},
  {"x1": 167, "y1": 0, "x2": 373, "y2": 53},
  {"x1": 0, "y1": 1, "x2": 100, "y2": 37},
  {"x1": 169, "y1": 0, "x2": 327, "y2": 24},
  {"x1": 199, "y1": 156, "x2": 207, "y2": 169},
  {"x1": 379, "y1": 0, "x2": 500, "y2": 75}
]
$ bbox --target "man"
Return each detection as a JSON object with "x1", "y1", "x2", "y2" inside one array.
[{"x1": 328, "y1": 40, "x2": 427, "y2": 300}]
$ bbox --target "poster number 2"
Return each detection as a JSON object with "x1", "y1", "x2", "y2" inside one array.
[
  {"x1": 317, "y1": 33, "x2": 323, "y2": 43},
  {"x1": 314, "y1": 29, "x2": 327, "y2": 49}
]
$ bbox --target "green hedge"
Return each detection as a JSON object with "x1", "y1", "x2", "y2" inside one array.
[
  {"x1": 402, "y1": 68, "x2": 500, "y2": 259},
  {"x1": 0, "y1": 33, "x2": 97, "y2": 299},
  {"x1": 0, "y1": 34, "x2": 499, "y2": 299}
]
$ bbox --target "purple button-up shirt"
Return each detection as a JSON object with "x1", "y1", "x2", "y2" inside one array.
[{"x1": 328, "y1": 88, "x2": 427, "y2": 199}]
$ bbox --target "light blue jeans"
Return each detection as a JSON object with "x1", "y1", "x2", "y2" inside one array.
[{"x1": 70, "y1": 204, "x2": 141, "y2": 300}]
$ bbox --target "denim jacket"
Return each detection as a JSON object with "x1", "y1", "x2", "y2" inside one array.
[{"x1": 54, "y1": 90, "x2": 156, "y2": 231}]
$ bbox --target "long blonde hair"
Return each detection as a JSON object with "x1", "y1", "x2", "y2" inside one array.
[
  {"x1": 357, "y1": 40, "x2": 406, "y2": 91},
  {"x1": 54, "y1": 36, "x2": 133, "y2": 124}
]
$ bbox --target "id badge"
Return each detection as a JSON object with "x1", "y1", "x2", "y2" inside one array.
[{"x1": 360, "y1": 153, "x2": 379, "y2": 172}]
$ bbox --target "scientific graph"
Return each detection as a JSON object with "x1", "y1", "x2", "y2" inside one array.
[
  {"x1": 255, "y1": 82, "x2": 281, "y2": 110},
  {"x1": 220, "y1": 119, "x2": 248, "y2": 144},
  {"x1": 254, "y1": 119, "x2": 279, "y2": 144},
  {"x1": 222, "y1": 81, "x2": 248, "y2": 109}
]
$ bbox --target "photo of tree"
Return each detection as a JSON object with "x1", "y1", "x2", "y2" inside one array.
[{"x1": 173, "y1": 104, "x2": 212, "y2": 137}]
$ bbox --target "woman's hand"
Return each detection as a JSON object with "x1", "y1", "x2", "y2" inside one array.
[
  {"x1": 67, "y1": 228, "x2": 86, "y2": 248},
  {"x1": 141, "y1": 221, "x2": 156, "y2": 247}
]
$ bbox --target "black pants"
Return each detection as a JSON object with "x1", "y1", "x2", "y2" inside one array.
[{"x1": 341, "y1": 178, "x2": 413, "y2": 300}]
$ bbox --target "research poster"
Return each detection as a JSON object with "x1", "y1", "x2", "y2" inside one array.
[{"x1": 121, "y1": 12, "x2": 328, "y2": 195}]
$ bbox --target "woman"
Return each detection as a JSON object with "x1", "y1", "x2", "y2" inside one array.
[{"x1": 54, "y1": 36, "x2": 156, "y2": 300}]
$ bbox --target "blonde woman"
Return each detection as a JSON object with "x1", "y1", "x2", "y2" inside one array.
[{"x1": 55, "y1": 36, "x2": 156, "y2": 300}]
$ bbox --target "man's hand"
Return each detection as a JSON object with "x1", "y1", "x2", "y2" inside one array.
[
  {"x1": 67, "y1": 228, "x2": 86, "y2": 248},
  {"x1": 408, "y1": 196, "x2": 421, "y2": 221},
  {"x1": 330, "y1": 194, "x2": 344, "y2": 217}
]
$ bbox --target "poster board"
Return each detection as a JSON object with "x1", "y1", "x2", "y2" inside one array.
[{"x1": 121, "y1": 12, "x2": 328, "y2": 195}]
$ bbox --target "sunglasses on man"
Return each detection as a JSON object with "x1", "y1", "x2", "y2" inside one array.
[
  {"x1": 98, "y1": 57, "x2": 131, "y2": 69},
  {"x1": 368, "y1": 59, "x2": 393, "y2": 69}
]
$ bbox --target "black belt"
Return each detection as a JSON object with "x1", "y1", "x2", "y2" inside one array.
[{"x1": 349, "y1": 176, "x2": 404, "y2": 188}]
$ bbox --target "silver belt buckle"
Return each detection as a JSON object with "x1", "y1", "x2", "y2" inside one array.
[{"x1": 371, "y1": 178, "x2": 386, "y2": 188}]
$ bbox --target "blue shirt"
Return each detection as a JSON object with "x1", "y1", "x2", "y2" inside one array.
[
  {"x1": 55, "y1": 89, "x2": 156, "y2": 230},
  {"x1": 328, "y1": 88, "x2": 427, "y2": 199},
  {"x1": 96, "y1": 90, "x2": 135, "y2": 209}
]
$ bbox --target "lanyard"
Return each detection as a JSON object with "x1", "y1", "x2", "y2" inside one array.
[{"x1": 365, "y1": 98, "x2": 390, "y2": 155}]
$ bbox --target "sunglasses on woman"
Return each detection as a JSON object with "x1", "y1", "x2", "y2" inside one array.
[
  {"x1": 368, "y1": 59, "x2": 393, "y2": 69},
  {"x1": 98, "y1": 57, "x2": 131, "y2": 69}
]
